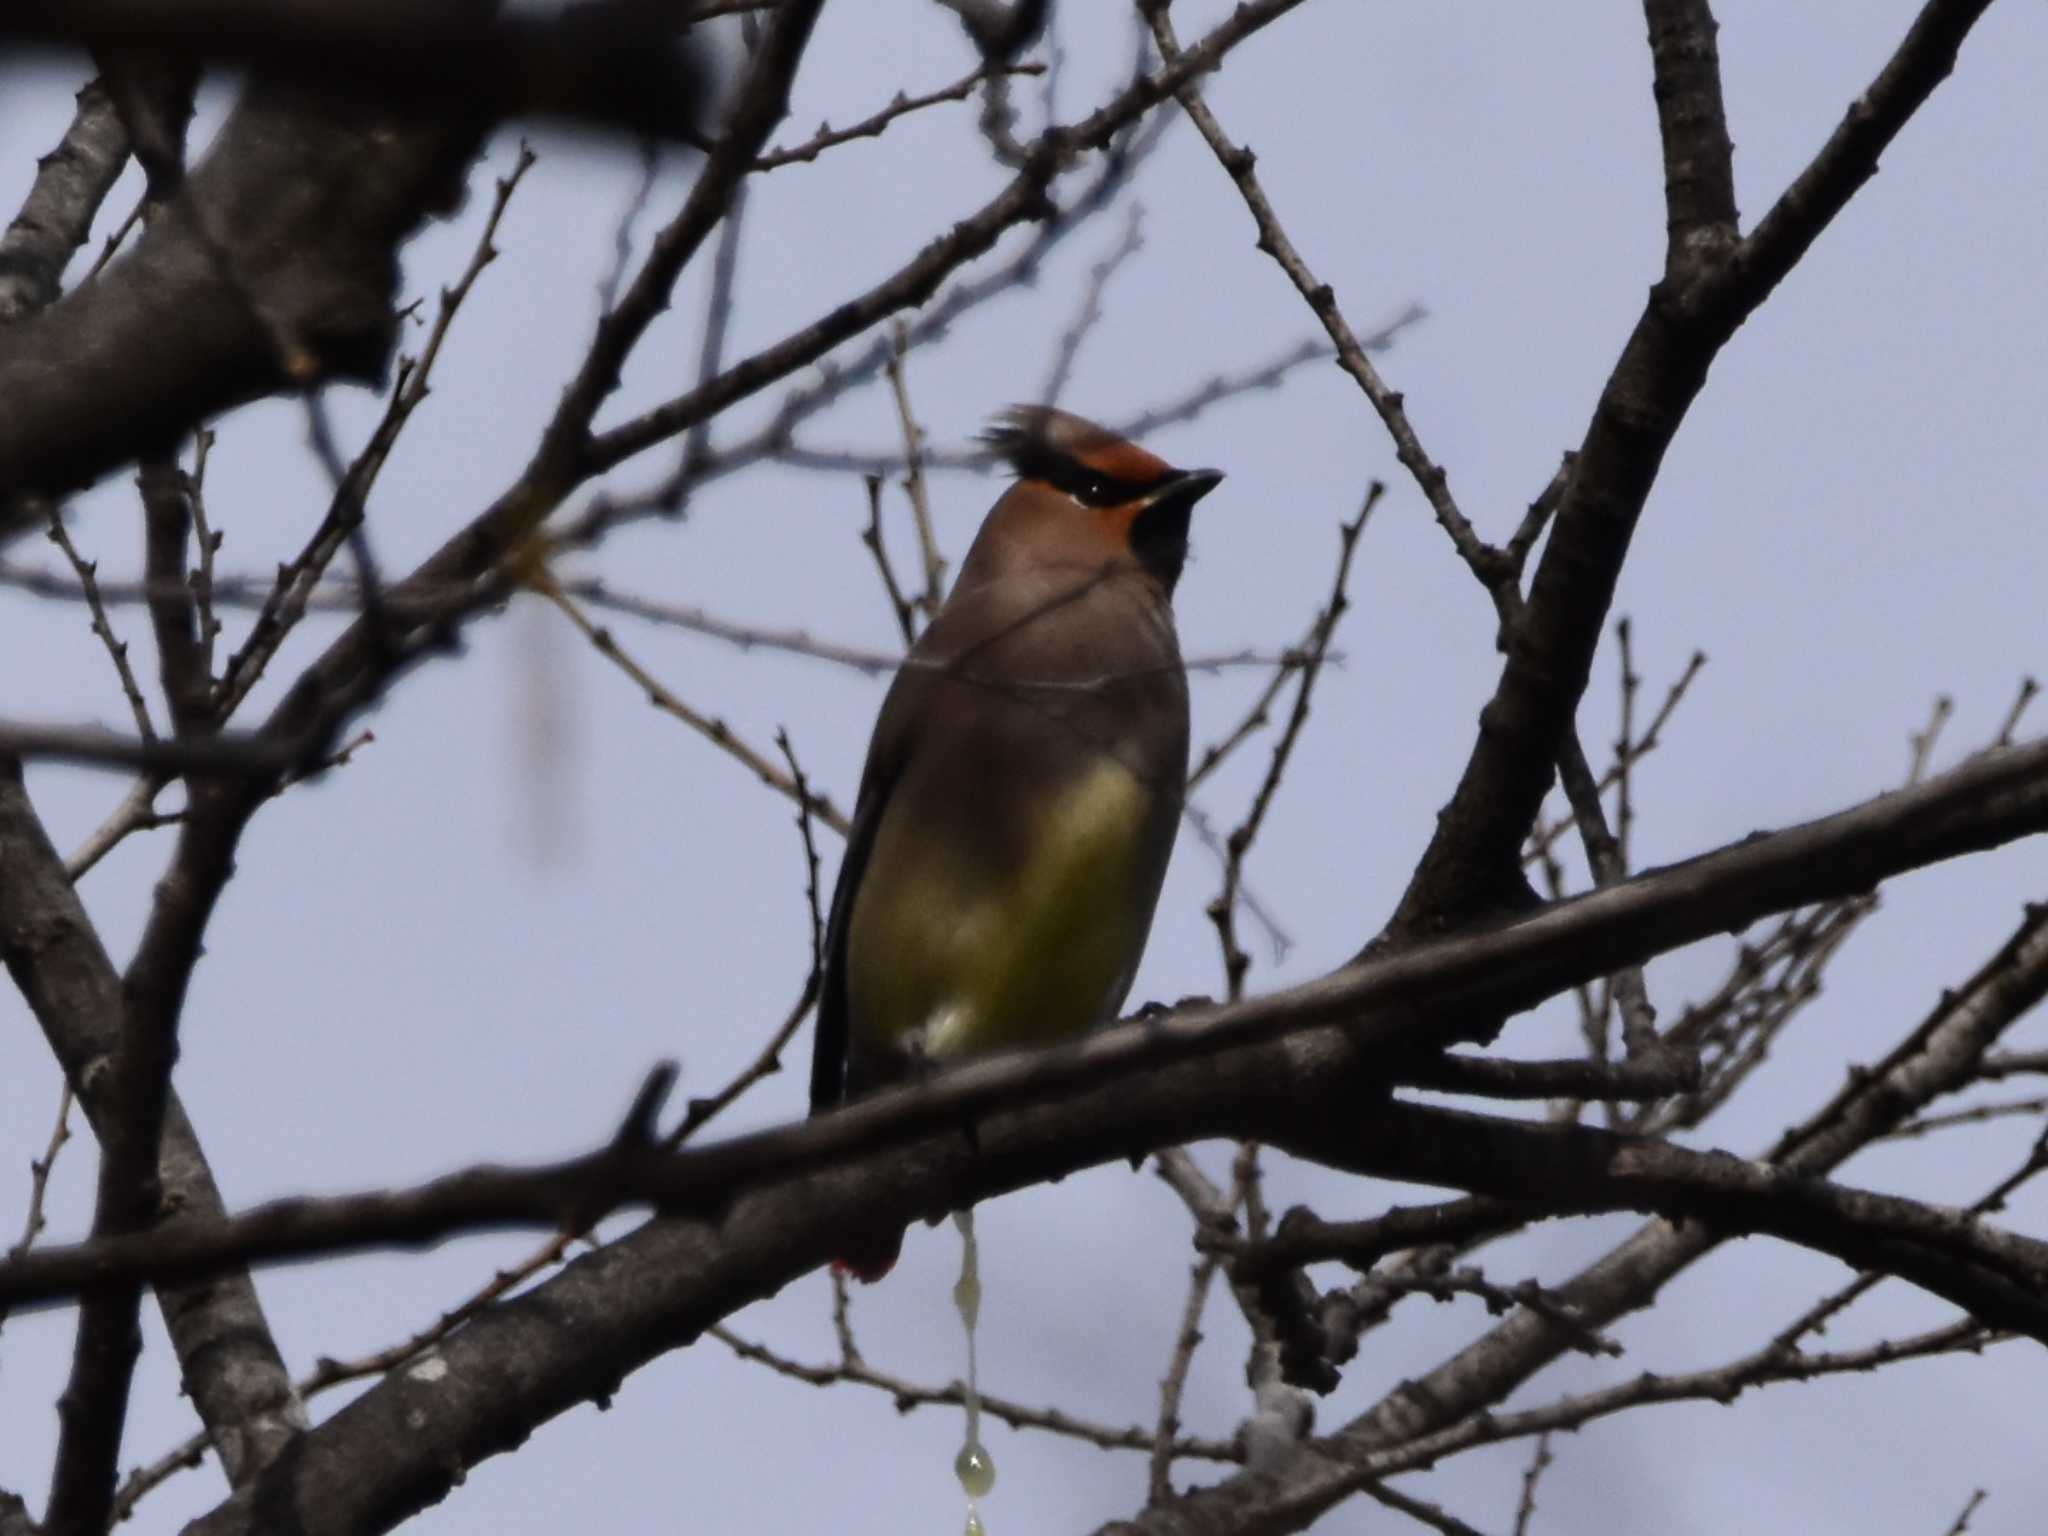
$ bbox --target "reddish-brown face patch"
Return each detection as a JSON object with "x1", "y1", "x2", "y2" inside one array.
[
  {"x1": 1090, "y1": 498, "x2": 1145, "y2": 548},
  {"x1": 1072, "y1": 436, "x2": 1173, "y2": 486}
]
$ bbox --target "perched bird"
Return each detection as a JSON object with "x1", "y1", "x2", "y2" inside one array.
[{"x1": 809, "y1": 405, "x2": 1222, "y2": 1277}]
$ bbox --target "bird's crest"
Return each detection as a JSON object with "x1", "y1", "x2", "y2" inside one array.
[{"x1": 981, "y1": 406, "x2": 1175, "y2": 505}]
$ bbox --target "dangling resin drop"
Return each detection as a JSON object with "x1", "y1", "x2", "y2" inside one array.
[
  {"x1": 951, "y1": 1209, "x2": 997, "y2": 1532},
  {"x1": 955, "y1": 1441, "x2": 996, "y2": 1498}
]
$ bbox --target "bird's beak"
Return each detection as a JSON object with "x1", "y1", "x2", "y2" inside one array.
[
  {"x1": 1145, "y1": 467, "x2": 1224, "y2": 511},
  {"x1": 1127, "y1": 469, "x2": 1222, "y2": 592}
]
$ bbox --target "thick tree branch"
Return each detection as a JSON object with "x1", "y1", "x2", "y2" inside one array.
[
  {"x1": 1706, "y1": 0, "x2": 1994, "y2": 322},
  {"x1": 0, "y1": 722, "x2": 301, "y2": 777},
  {"x1": 42, "y1": 462, "x2": 224, "y2": 1536},
  {"x1": 536, "y1": 0, "x2": 825, "y2": 484},
  {"x1": 0, "y1": 79, "x2": 131, "y2": 322},
  {"x1": 582, "y1": 0, "x2": 1309, "y2": 474},
  {"x1": 7, "y1": 742, "x2": 2048, "y2": 1313},
  {"x1": 138, "y1": 459, "x2": 215, "y2": 733},
  {"x1": 1397, "y1": 1050, "x2": 1695, "y2": 1103},
  {"x1": 0, "y1": 763, "x2": 303, "y2": 1491},
  {"x1": 1285, "y1": 1101, "x2": 2048, "y2": 1335},
  {"x1": 1641, "y1": 0, "x2": 1740, "y2": 271},
  {"x1": 0, "y1": 76, "x2": 487, "y2": 513},
  {"x1": 103, "y1": 0, "x2": 1303, "y2": 913},
  {"x1": 1, "y1": 0, "x2": 711, "y2": 144},
  {"x1": 166, "y1": 883, "x2": 2048, "y2": 1536},
  {"x1": 1389, "y1": 0, "x2": 1998, "y2": 933},
  {"x1": 1097, "y1": 895, "x2": 2048, "y2": 1536}
]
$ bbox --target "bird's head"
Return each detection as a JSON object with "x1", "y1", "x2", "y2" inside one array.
[{"x1": 975, "y1": 406, "x2": 1223, "y2": 594}]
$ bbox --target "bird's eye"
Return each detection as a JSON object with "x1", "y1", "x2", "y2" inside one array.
[{"x1": 1079, "y1": 475, "x2": 1111, "y2": 504}]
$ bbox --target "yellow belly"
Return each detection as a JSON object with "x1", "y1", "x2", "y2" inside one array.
[{"x1": 848, "y1": 759, "x2": 1151, "y2": 1064}]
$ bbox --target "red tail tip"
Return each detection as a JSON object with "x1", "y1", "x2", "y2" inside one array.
[{"x1": 831, "y1": 1228, "x2": 904, "y2": 1283}]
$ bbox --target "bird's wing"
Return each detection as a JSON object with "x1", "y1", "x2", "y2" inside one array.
[
  {"x1": 809, "y1": 765, "x2": 892, "y2": 1113},
  {"x1": 808, "y1": 644, "x2": 938, "y2": 1114}
]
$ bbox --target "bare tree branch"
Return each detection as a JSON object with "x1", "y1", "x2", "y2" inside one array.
[
  {"x1": 1390, "y1": 0, "x2": 1998, "y2": 934},
  {"x1": 0, "y1": 0, "x2": 713, "y2": 143},
  {"x1": 1143, "y1": 7, "x2": 1482, "y2": 590},
  {"x1": 44, "y1": 512, "x2": 156, "y2": 740},
  {"x1": 0, "y1": 77, "x2": 489, "y2": 515},
  {"x1": 1641, "y1": 0, "x2": 1741, "y2": 272},
  {"x1": 0, "y1": 763, "x2": 304, "y2": 1496},
  {"x1": 1210, "y1": 490, "x2": 1377, "y2": 998},
  {"x1": 0, "y1": 79, "x2": 132, "y2": 322},
  {"x1": 709, "y1": 1325, "x2": 1236, "y2": 1463},
  {"x1": 6, "y1": 745, "x2": 2047, "y2": 1315},
  {"x1": 754, "y1": 62, "x2": 1046, "y2": 172},
  {"x1": 581, "y1": 0, "x2": 1313, "y2": 476},
  {"x1": 1108, "y1": 884, "x2": 2048, "y2": 1536}
]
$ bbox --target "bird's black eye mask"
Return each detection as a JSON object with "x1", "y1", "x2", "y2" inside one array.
[
  {"x1": 983, "y1": 426, "x2": 1174, "y2": 510},
  {"x1": 1038, "y1": 451, "x2": 1175, "y2": 510}
]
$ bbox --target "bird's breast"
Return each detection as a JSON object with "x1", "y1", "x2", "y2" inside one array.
[{"x1": 847, "y1": 755, "x2": 1162, "y2": 1066}]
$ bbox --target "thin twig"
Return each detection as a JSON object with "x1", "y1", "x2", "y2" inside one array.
[
  {"x1": 1209, "y1": 488, "x2": 1379, "y2": 997},
  {"x1": 597, "y1": 142, "x2": 661, "y2": 318},
  {"x1": 213, "y1": 143, "x2": 536, "y2": 721},
  {"x1": 138, "y1": 455, "x2": 216, "y2": 733},
  {"x1": 1996, "y1": 677, "x2": 2040, "y2": 748},
  {"x1": 187, "y1": 429, "x2": 222, "y2": 677},
  {"x1": 860, "y1": 474, "x2": 920, "y2": 648},
  {"x1": 883, "y1": 326, "x2": 946, "y2": 617},
  {"x1": 1876, "y1": 1096, "x2": 2048, "y2": 1144},
  {"x1": 0, "y1": 566, "x2": 1315, "y2": 680},
  {"x1": 1511, "y1": 1432, "x2": 1554, "y2": 1536},
  {"x1": 1505, "y1": 455, "x2": 1574, "y2": 577},
  {"x1": 110, "y1": 1227, "x2": 579, "y2": 1522},
  {"x1": 1613, "y1": 618, "x2": 1640, "y2": 870},
  {"x1": 1148, "y1": 1254, "x2": 1222, "y2": 1503},
  {"x1": 754, "y1": 62, "x2": 1046, "y2": 171},
  {"x1": 1980, "y1": 1051, "x2": 2048, "y2": 1083},
  {"x1": 1186, "y1": 656, "x2": 1300, "y2": 795},
  {"x1": 1146, "y1": 7, "x2": 1476, "y2": 580},
  {"x1": 1354, "y1": 1320, "x2": 2007, "y2": 1491},
  {"x1": 709, "y1": 1325, "x2": 1239, "y2": 1462},
  {"x1": 1942, "y1": 1490, "x2": 1989, "y2": 1536},
  {"x1": 775, "y1": 334, "x2": 1348, "y2": 477},
  {"x1": 1523, "y1": 650, "x2": 1706, "y2": 866},
  {"x1": 1148, "y1": 1137, "x2": 1257, "y2": 1508},
  {"x1": 64, "y1": 776, "x2": 179, "y2": 879},
  {"x1": 1040, "y1": 201, "x2": 1144, "y2": 407},
  {"x1": 584, "y1": 104, "x2": 1183, "y2": 523},
  {"x1": 7, "y1": 1084, "x2": 74, "y2": 1264},
  {"x1": 84, "y1": 198, "x2": 146, "y2": 282},
  {"x1": 676, "y1": 163, "x2": 749, "y2": 490},
  {"x1": 1553, "y1": 727, "x2": 1665, "y2": 1063},
  {"x1": 1352, "y1": 1269, "x2": 1622, "y2": 1358},
  {"x1": 830, "y1": 1268, "x2": 862, "y2": 1366},
  {"x1": 528, "y1": 565, "x2": 849, "y2": 835},
  {"x1": 1908, "y1": 694, "x2": 1956, "y2": 784},
  {"x1": 46, "y1": 511, "x2": 155, "y2": 740},
  {"x1": 1361, "y1": 1480, "x2": 1497, "y2": 1536},
  {"x1": 661, "y1": 734, "x2": 828, "y2": 1148}
]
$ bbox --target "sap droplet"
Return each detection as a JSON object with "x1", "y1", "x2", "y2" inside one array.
[
  {"x1": 955, "y1": 1441, "x2": 996, "y2": 1498},
  {"x1": 952, "y1": 1274, "x2": 981, "y2": 1329}
]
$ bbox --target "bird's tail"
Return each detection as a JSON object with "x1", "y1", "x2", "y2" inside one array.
[{"x1": 831, "y1": 1226, "x2": 904, "y2": 1284}]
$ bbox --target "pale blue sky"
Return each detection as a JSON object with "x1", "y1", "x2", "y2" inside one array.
[{"x1": 3, "y1": 3, "x2": 2046, "y2": 1532}]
